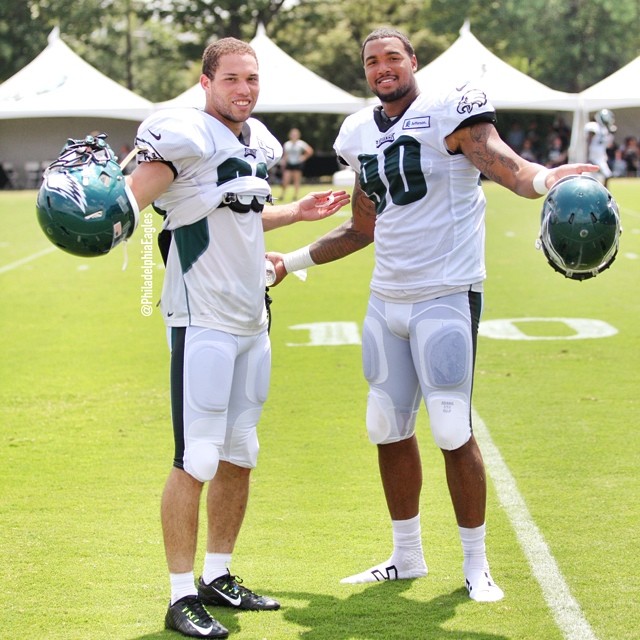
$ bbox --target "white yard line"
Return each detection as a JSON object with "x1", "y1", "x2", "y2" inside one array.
[
  {"x1": 472, "y1": 408, "x2": 598, "y2": 640},
  {"x1": 0, "y1": 246, "x2": 56, "y2": 275}
]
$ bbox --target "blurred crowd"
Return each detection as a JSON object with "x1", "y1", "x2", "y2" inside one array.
[{"x1": 504, "y1": 117, "x2": 639, "y2": 178}]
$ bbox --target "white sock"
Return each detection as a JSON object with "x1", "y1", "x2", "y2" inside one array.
[
  {"x1": 459, "y1": 523, "x2": 488, "y2": 574},
  {"x1": 341, "y1": 515, "x2": 428, "y2": 584},
  {"x1": 202, "y1": 552, "x2": 232, "y2": 585},
  {"x1": 390, "y1": 514, "x2": 426, "y2": 568},
  {"x1": 459, "y1": 523, "x2": 504, "y2": 602},
  {"x1": 170, "y1": 571, "x2": 197, "y2": 605}
]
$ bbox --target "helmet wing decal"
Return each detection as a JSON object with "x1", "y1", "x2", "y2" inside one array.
[{"x1": 44, "y1": 171, "x2": 87, "y2": 213}]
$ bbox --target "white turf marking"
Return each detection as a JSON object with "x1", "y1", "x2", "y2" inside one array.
[
  {"x1": 0, "y1": 246, "x2": 56, "y2": 275},
  {"x1": 472, "y1": 408, "x2": 598, "y2": 640}
]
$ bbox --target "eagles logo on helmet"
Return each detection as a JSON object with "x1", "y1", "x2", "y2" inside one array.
[
  {"x1": 536, "y1": 174, "x2": 621, "y2": 281},
  {"x1": 36, "y1": 133, "x2": 139, "y2": 257}
]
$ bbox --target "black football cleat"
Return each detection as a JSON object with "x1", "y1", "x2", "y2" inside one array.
[
  {"x1": 165, "y1": 595, "x2": 229, "y2": 638},
  {"x1": 198, "y1": 572, "x2": 280, "y2": 611}
]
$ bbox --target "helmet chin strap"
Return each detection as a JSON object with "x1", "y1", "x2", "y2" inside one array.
[
  {"x1": 119, "y1": 146, "x2": 140, "y2": 172},
  {"x1": 121, "y1": 240, "x2": 129, "y2": 271},
  {"x1": 119, "y1": 146, "x2": 141, "y2": 271}
]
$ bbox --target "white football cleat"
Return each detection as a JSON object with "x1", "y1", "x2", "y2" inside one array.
[
  {"x1": 465, "y1": 570, "x2": 504, "y2": 602},
  {"x1": 340, "y1": 558, "x2": 428, "y2": 584}
]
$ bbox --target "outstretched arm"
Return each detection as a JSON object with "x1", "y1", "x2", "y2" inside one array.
[
  {"x1": 125, "y1": 161, "x2": 175, "y2": 211},
  {"x1": 447, "y1": 122, "x2": 598, "y2": 198},
  {"x1": 267, "y1": 179, "x2": 376, "y2": 284},
  {"x1": 308, "y1": 181, "x2": 375, "y2": 263},
  {"x1": 261, "y1": 189, "x2": 350, "y2": 231}
]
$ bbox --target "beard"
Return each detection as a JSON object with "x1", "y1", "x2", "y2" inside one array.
[{"x1": 371, "y1": 79, "x2": 414, "y2": 104}]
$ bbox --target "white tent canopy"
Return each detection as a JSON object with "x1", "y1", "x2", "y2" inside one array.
[
  {"x1": 580, "y1": 55, "x2": 640, "y2": 111},
  {"x1": 569, "y1": 55, "x2": 640, "y2": 163},
  {"x1": 413, "y1": 21, "x2": 578, "y2": 111},
  {"x1": 0, "y1": 28, "x2": 153, "y2": 187},
  {"x1": 0, "y1": 27, "x2": 153, "y2": 121},
  {"x1": 158, "y1": 24, "x2": 365, "y2": 114}
]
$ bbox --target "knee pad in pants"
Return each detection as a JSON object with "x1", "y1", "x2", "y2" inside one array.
[{"x1": 426, "y1": 393, "x2": 472, "y2": 450}]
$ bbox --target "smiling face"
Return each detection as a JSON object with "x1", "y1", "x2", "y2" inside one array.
[
  {"x1": 201, "y1": 52, "x2": 260, "y2": 134},
  {"x1": 362, "y1": 36, "x2": 418, "y2": 114}
]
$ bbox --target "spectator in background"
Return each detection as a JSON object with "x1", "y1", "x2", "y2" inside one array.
[
  {"x1": 525, "y1": 119, "x2": 542, "y2": 159},
  {"x1": 552, "y1": 116, "x2": 571, "y2": 149},
  {"x1": 612, "y1": 148, "x2": 627, "y2": 178},
  {"x1": 545, "y1": 135, "x2": 568, "y2": 168},
  {"x1": 519, "y1": 138, "x2": 539, "y2": 163},
  {"x1": 0, "y1": 162, "x2": 9, "y2": 189},
  {"x1": 279, "y1": 128, "x2": 314, "y2": 201},
  {"x1": 622, "y1": 136, "x2": 639, "y2": 177},
  {"x1": 506, "y1": 122, "x2": 525, "y2": 153}
]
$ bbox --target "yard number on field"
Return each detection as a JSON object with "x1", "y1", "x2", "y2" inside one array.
[{"x1": 286, "y1": 318, "x2": 617, "y2": 346}]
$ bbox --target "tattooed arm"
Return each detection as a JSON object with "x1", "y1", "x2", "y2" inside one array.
[
  {"x1": 445, "y1": 122, "x2": 598, "y2": 198},
  {"x1": 308, "y1": 180, "x2": 375, "y2": 264},
  {"x1": 267, "y1": 179, "x2": 375, "y2": 284}
]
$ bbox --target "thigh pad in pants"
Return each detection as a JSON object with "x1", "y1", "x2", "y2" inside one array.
[
  {"x1": 362, "y1": 299, "x2": 421, "y2": 444},
  {"x1": 414, "y1": 306, "x2": 473, "y2": 451},
  {"x1": 180, "y1": 328, "x2": 269, "y2": 480}
]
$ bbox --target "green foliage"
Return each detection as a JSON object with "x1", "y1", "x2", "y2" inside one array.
[
  {"x1": 270, "y1": 0, "x2": 453, "y2": 98},
  {"x1": 0, "y1": 3, "x2": 638, "y2": 170},
  {"x1": 0, "y1": 1, "x2": 47, "y2": 81},
  {"x1": 3, "y1": 0, "x2": 639, "y2": 101}
]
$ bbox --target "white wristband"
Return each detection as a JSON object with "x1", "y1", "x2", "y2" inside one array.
[
  {"x1": 282, "y1": 246, "x2": 315, "y2": 273},
  {"x1": 532, "y1": 168, "x2": 551, "y2": 196}
]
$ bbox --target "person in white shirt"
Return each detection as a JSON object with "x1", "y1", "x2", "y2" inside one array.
[
  {"x1": 278, "y1": 127, "x2": 314, "y2": 201},
  {"x1": 126, "y1": 37, "x2": 349, "y2": 638},
  {"x1": 269, "y1": 27, "x2": 597, "y2": 603}
]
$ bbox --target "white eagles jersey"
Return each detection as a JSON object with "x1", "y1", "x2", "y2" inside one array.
[
  {"x1": 135, "y1": 108, "x2": 282, "y2": 335},
  {"x1": 334, "y1": 83, "x2": 496, "y2": 301},
  {"x1": 585, "y1": 121, "x2": 613, "y2": 176}
]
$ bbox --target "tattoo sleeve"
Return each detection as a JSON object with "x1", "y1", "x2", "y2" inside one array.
[
  {"x1": 310, "y1": 182, "x2": 375, "y2": 264},
  {"x1": 463, "y1": 123, "x2": 520, "y2": 188}
]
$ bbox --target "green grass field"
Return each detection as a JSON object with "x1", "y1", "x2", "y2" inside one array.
[{"x1": 1, "y1": 179, "x2": 638, "y2": 640}]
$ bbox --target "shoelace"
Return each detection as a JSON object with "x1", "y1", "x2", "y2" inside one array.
[
  {"x1": 218, "y1": 575, "x2": 256, "y2": 599},
  {"x1": 181, "y1": 596, "x2": 212, "y2": 622}
]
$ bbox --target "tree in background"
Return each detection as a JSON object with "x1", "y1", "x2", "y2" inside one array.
[
  {"x1": 3, "y1": 0, "x2": 638, "y2": 98},
  {"x1": 1, "y1": 0, "x2": 638, "y2": 154}
]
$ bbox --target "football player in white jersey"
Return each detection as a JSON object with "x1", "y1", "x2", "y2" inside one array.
[
  {"x1": 269, "y1": 28, "x2": 597, "y2": 603},
  {"x1": 585, "y1": 109, "x2": 617, "y2": 187},
  {"x1": 125, "y1": 37, "x2": 349, "y2": 638}
]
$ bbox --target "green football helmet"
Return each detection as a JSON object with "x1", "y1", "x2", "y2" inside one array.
[
  {"x1": 537, "y1": 174, "x2": 621, "y2": 281},
  {"x1": 36, "y1": 134, "x2": 139, "y2": 257}
]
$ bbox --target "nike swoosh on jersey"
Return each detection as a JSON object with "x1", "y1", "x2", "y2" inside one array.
[
  {"x1": 210, "y1": 587, "x2": 242, "y2": 606},
  {"x1": 149, "y1": 129, "x2": 162, "y2": 140}
]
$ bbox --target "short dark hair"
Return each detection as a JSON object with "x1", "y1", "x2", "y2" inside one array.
[
  {"x1": 202, "y1": 38, "x2": 258, "y2": 78},
  {"x1": 361, "y1": 28, "x2": 415, "y2": 63}
]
